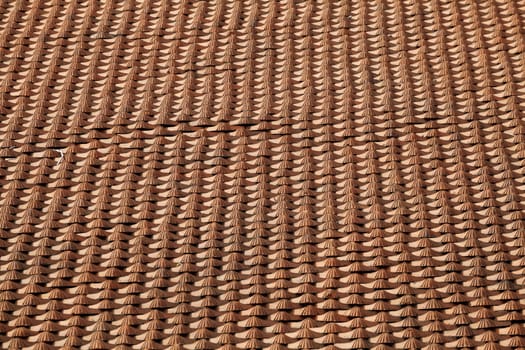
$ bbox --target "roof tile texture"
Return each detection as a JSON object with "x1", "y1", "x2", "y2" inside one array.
[{"x1": 1, "y1": 0, "x2": 525, "y2": 349}]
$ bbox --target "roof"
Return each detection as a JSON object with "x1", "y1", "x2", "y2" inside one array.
[{"x1": 1, "y1": 0, "x2": 525, "y2": 349}]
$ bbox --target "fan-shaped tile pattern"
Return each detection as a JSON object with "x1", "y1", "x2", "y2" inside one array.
[{"x1": 1, "y1": 0, "x2": 525, "y2": 349}]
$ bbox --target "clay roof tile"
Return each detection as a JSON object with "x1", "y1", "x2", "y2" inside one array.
[{"x1": 0, "y1": 0, "x2": 524, "y2": 347}]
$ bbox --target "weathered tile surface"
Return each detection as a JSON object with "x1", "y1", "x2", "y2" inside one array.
[{"x1": 1, "y1": 0, "x2": 525, "y2": 349}]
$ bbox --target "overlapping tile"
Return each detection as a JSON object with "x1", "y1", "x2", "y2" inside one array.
[{"x1": 1, "y1": 0, "x2": 525, "y2": 349}]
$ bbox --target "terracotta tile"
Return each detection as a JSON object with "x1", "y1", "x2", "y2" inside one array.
[{"x1": 2, "y1": 0, "x2": 525, "y2": 348}]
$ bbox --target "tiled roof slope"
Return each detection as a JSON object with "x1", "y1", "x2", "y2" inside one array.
[{"x1": 1, "y1": 0, "x2": 525, "y2": 349}]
